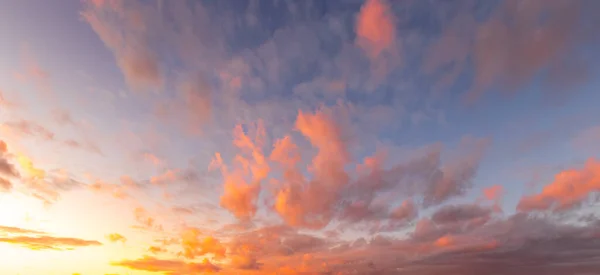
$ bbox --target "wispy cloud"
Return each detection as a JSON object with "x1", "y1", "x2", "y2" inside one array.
[{"x1": 0, "y1": 225, "x2": 101, "y2": 251}]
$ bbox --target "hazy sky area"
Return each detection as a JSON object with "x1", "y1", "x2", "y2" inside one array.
[{"x1": 1, "y1": 0, "x2": 600, "y2": 274}]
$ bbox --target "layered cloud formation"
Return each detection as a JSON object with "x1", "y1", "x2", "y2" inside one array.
[{"x1": 1, "y1": 0, "x2": 600, "y2": 274}]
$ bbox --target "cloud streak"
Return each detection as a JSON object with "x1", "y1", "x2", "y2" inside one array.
[{"x1": 0, "y1": 225, "x2": 101, "y2": 251}]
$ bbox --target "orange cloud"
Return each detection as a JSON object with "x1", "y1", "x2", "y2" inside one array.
[
  {"x1": 112, "y1": 256, "x2": 219, "y2": 274},
  {"x1": 271, "y1": 110, "x2": 350, "y2": 229},
  {"x1": 180, "y1": 229, "x2": 226, "y2": 260},
  {"x1": 148, "y1": 245, "x2": 167, "y2": 254},
  {"x1": 213, "y1": 121, "x2": 269, "y2": 220},
  {"x1": 0, "y1": 140, "x2": 6, "y2": 154},
  {"x1": 0, "y1": 235, "x2": 101, "y2": 250},
  {"x1": 106, "y1": 233, "x2": 127, "y2": 243},
  {"x1": 518, "y1": 158, "x2": 600, "y2": 212},
  {"x1": 0, "y1": 177, "x2": 12, "y2": 192},
  {"x1": 355, "y1": 0, "x2": 396, "y2": 60},
  {"x1": 434, "y1": 235, "x2": 456, "y2": 247},
  {"x1": 0, "y1": 225, "x2": 45, "y2": 235}
]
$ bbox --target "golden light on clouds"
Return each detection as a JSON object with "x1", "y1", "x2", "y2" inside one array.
[{"x1": 1, "y1": 0, "x2": 600, "y2": 274}]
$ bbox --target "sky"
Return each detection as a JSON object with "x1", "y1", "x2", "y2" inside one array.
[{"x1": 1, "y1": 0, "x2": 600, "y2": 274}]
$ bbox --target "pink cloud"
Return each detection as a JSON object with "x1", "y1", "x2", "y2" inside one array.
[
  {"x1": 483, "y1": 185, "x2": 503, "y2": 201},
  {"x1": 355, "y1": 0, "x2": 396, "y2": 60},
  {"x1": 518, "y1": 158, "x2": 600, "y2": 212},
  {"x1": 466, "y1": 0, "x2": 586, "y2": 102},
  {"x1": 81, "y1": 1, "x2": 163, "y2": 91}
]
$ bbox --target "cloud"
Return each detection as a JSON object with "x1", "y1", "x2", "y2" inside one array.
[
  {"x1": 16, "y1": 155, "x2": 45, "y2": 179},
  {"x1": 466, "y1": 0, "x2": 589, "y2": 102},
  {"x1": 51, "y1": 109, "x2": 78, "y2": 127},
  {"x1": 271, "y1": 109, "x2": 350, "y2": 229},
  {"x1": 112, "y1": 256, "x2": 219, "y2": 275},
  {"x1": 0, "y1": 177, "x2": 12, "y2": 192},
  {"x1": 11, "y1": 157, "x2": 83, "y2": 205},
  {"x1": 180, "y1": 229, "x2": 226, "y2": 260},
  {"x1": 431, "y1": 204, "x2": 493, "y2": 225},
  {"x1": 390, "y1": 199, "x2": 418, "y2": 221},
  {"x1": 212, "y1": 121, "x2": 269, "y2": 220},
  {"x1": 518, "y1": 157, "x2": 600, "y2": 212},
  {"x1": 148, "y1": 245, "x2": 167, "y2": 254},
  {"x1": 0, "y1": 156, "x2": 19, "y2": 178},
  {"x1": 0, "y1": 89, "x2": 16, "y2": 108},
  {"x1": 483, "y1": 185, "x2": 503, "y2": 201},
  {"x1": 106, "y1": 233, "x2": 127, "y2": 243},
  {"x1": 2, "y1": 119, "x2": 55, "y2": 141},
  {"x1": 178, "y1": 75, "x2": 213, "y2": 134},
  {"x1": 222, "y1": 225, "x2": 328, "y2": 271},
  {"x1": 355, "y1": 0, "x2": 397, "y2": 60},
  {"x1": 0, "y1": 225, "x2": 101, "y2": 250},
  {"x1": 142, "y1": 153, "x2": 163, "y2": 166},
  {"x1": 81, "y1": 1, "x2": 163, "y2": 91},
  {"x1": 13, "y1": 44, "x2": 52, "y2": 95},
  {"x1": 0, "y1": 236, "x2": 101, "y2": 250},
  {"x1": 133, "y1": 207, "x2": 162, "y2": 231},
  {"x1": 422, "y1": 137, "x2": 490, "y2": 206},
  {"x1": 0, "y1": 225, "x2": 45, "y2": 235},
  {"x1": 397, "y1": 216, "x2": 600, "y2": 275},
  {"x1": 0, "y1": 140, "x2": 7, "y2": 154}
]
